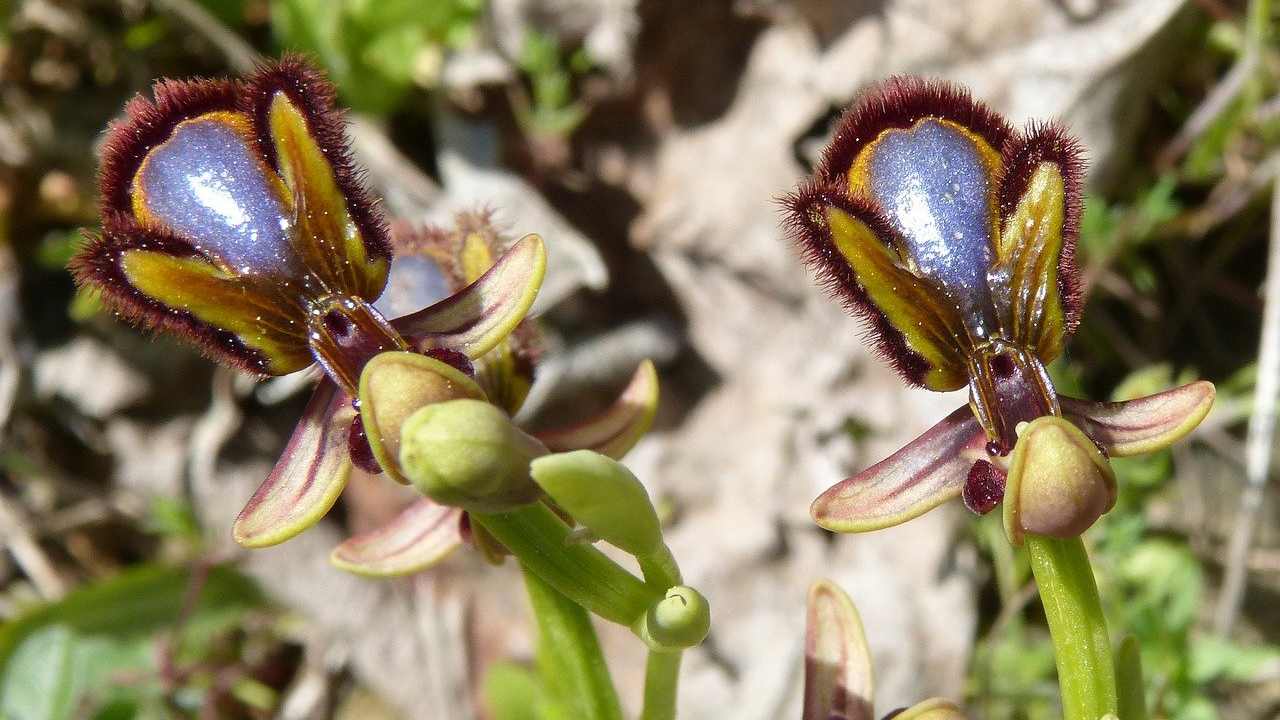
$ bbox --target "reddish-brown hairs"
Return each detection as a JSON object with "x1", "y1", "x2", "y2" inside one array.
[
  {"x1": 98, "y1": 78, "x2": 241, "y2": 222},
  {"x1": 76, "y1": 57, "x2": 386, "y2": 375},
  {"x1": 817, "y1": 76, "x2": 1013, "y2": 186},
  {"x1": 241, "y1": 55, "x2": 392, "y2": 273},
  {"x1": 997, "y1": 121, "x2": 1087, "y2": 335},
  {"x1": 782, "y1": 181, "x2": 932, "y2": 387},
  {"x1": 70, "y1": 216, "x2": 291, "y2": 374}
]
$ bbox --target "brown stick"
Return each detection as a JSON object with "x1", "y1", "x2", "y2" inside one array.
[{"x1": 1214, "y1": 164, "x2": 1280, "y2": 635}]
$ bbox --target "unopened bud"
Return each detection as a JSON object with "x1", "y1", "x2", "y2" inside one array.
[
  {"x1": 358, "y1": 351, "x2": 485, "y2": 484},
  {"x1": 1003, "y1": 416, "x2": 1117, "y2": 545},
  {"x1": 530, "y1": 450, "x2": 663, "y2": 557},
  {"x1": 400, "y1": 399, "x2": 545, "y2": 512}
]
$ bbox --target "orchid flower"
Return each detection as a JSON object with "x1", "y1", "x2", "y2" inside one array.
[
  {"x1": 71, "y1": 58, "x2": 657, "y2": 570},
  {"x1": 782, "y1": 77, "x2": 1214, "y2": 541},
  {"x1": 329, "y1": 217, "x2": 660, "y2": 577},
  {"x1": 804, "y1": 580, "x2": 966, "y2": 720}
]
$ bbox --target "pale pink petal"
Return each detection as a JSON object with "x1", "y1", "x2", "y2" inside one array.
[
  {"x1": 804, "y1": 580, "x2": 874, "y2": 720},
  {"x1": 330, "y1": 499, "x2": 465, "y2": 577},
  {"x1": 392, "y1": 234, "x2": 546, "y2": 359}
]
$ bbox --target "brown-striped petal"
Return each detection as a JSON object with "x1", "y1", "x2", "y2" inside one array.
[
  {"x1": 534, "y1": 360, "x2": 659, "y2": 460},
  {"x1": 888, "y1": 698, "x2": 968, "y2": 719},
  {"x1": 1060, "y1": 381, "x2": 1215, "y2": 457},
  {"x1": 233, "y1": 379, "x2": 353, "y2": 547},
  {"x1": 811, "y1": 405, "x2": 984, "y2": 533},
  {"x1": 329, "y1": 499, "x2": 465, "y2": 577}
]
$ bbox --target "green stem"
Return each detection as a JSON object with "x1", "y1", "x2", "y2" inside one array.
[
  {"x1": 638, "y1": 543, "x2": 682, "y2": 590},
  {"x1": 640, "y1": 650, "x2": 682, "y2": 720},
  {"x1": 522, "y1": 566, "x2": 624, "y2": 720},
  {"x1": 473, "y1": 502, "x2": 660, "y2": 626},
  {"x1": 1026, "y1": 534, "x2": 1118, "y2": 720}
]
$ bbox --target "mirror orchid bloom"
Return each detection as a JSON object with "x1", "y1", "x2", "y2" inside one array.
[
  {"x1": 71, "y1": 58, "x2": 653, "y2": 561},
  {"x1": 329, "y1": 219, "x2": 660, "y2": 576},
  {"x1": 783, "y1": 77, "x2": 1214, "y2": 537}
]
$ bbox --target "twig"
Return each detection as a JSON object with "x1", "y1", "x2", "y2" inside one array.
[
  {"x1": 151, "y1": 0, "x2": 258, "y2": 73},
  {"x1": 1157, "y1": 0, "x2": 1269, "y2": 169},
  {"x1": 1214, "y1": 168, "x2": 1280, "y2": 635},
  {"x1": 0, "y1": 244, "x2": 19, "y2": 434},
  {"x1": 1185, "y1": 152, "x2": 1280, "y2": 236},
  {"x1": 411, "y1": 575, "x2": 475, "y2": 720},
  {"x1": 188, "y1": 367, "x2": 241, "y2": 493},
  {"x1": 0, "y1": 492, "x2": 67, "y2": 599},
  {"x1": 988, "y1": 580, "x2": 1042, "y2": 640},
  {"x1": 158, "y1": 558, "x2": 214, "y2": 685}
]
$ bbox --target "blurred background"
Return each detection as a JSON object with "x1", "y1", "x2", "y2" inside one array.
[{"x1": 1, "y1": 0, "x2": 1278, "y2": 717}]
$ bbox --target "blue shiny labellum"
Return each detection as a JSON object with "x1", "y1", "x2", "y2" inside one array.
[
  {"x1": 373, "y1": 254, "x2": 452, "y2": 320},
  {"x1": 136, "y1": 117, "x2": 298, "y2": 276},
  {"x1": 866, "y1": 119, "x2": 994, "y2": 321}
]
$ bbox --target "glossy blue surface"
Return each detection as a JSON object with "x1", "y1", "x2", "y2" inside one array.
[
  {"x1": 137, "y1": 117, "x2": 298, "y2": 276},
  {"x1": 867, "y1": 119, "x2": 994, "y2": 324},
  {"x1": 373, "y1": 254, "x2": 451, "y2": 319}
]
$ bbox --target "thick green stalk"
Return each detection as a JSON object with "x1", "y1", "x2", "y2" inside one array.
[
  {"x1": 1026, "y1": 534, "x2": 1118, "y2": 720},
  {"x1": 473, "y1": 502, "x2": 660, "y2": 625},
  {"x1": 640, "y1": 650, "x2": 682, "y2": 720},
  {"x1": 522, "y1": 567, "x2": 624, "y2": 720}
]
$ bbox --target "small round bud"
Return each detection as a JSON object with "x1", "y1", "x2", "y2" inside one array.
[
  {"x1": 1003, "y1": 416, "x2": 1117, "y2": 545},
  {"x1": 400, "y1": 398, "x2": 545, "y2": 513},
  {"x1": 641, "y1": 586, "x2": 710, "y2": 650}
]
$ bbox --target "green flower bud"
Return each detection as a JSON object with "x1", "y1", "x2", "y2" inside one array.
[
  {"x1": 1003, "y1": 416, "x2": 1117, "y2": 545},
  {"x1": 358, "y1": 351, "x2": 486, "y2": 484},
  {"x1": 635, "y1": 586, "x2": 710, "y2": 651},
  {"x1": 400, "y1": 398, "x2": 545, "y2": 513},
  {"x1": 529, "y1": 450, "x2": 663, "y2": 557}
]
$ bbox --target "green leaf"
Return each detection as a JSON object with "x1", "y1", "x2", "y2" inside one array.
[
  {"x1": 1189, "y1": 635, "x2": 1280, "y2": 683},
  {"x1": 1119, "y1": 540, "x2": 1202, "y2": 633},
  {"x1": 0, "y1": 564, "x2": 265, "y2": 675},
  {"x1": 143, "y1": 495, "x2": 202, "y2": 541},
  {"x1": 1115, "y1": 636, "x2": 1149, "y2": 720},
  {"x1": 270, "y1": 0, "x2": 483, "y2": 114},
  {"x1": 484, "y1": 663, "x2": 549, "y2": 720},
  {"x1": 0, "y1": 565, "x2": 265, "y2": 719},
  {"x1": 194, "y1": 0, "x2": 250, "y2": 27},
  {"x1": 0, "y1": 625, "x2": 78, "y2": 720}
]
